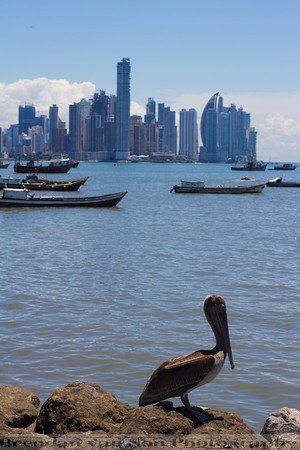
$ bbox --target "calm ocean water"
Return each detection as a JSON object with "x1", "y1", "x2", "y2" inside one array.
[{"x1": 0, "y1": 162, "x2": 299, "y2": 432}]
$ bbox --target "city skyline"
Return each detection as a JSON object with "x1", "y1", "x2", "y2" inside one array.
[
  {"x1": 2, "y1": 86, "x2": 256, "y2": 163},
  {"x1": 0, "y1": 0, "x2": 299, "y2": 161}
]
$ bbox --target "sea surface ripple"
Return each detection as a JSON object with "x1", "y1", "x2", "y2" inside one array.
[{"x1": 0, "y1": 162, "x2": 299, "y2": 431}]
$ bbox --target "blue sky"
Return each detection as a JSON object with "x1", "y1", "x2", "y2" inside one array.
[{"x1": 1, "y1": 0, "x2": 300, "y2": 160}]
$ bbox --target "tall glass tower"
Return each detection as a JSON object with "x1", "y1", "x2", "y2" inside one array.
[
  {"x1": 116, "y1": 58, "x2": 131, "y2": 160},
  {"x1": 179, "y1": 108, "x2": 198, "y2": 159},
  {"x1": 49, "y1": 104, "x2": 59, "y2": 152}
]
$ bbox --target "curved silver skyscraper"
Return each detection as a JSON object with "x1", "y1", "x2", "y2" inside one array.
[{"x1": 200, "y1": 92, "x2": 219, "y2": 148}]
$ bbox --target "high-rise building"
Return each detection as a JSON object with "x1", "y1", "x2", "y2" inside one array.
[
  {"x1": 116, "y1": 57, "x2": 131, "y2": 160},
  {"x1": 248, "y1": 127, "x2": 257, "y2": 159},
  {"x1": 89, "y1": 91, "x2": 109, "y2": 157},
  {"x1": 49, "y1": 104, "x2": 59, "y2": 153},
  {"x1": 236, "y1": 107, "x2": 250, "y2": 159},
  {"x1": 157, "y1": 103, "x2": 177, "y2": 154},
  {"x1": 200, "y1": 92, "x2": 219, "y2": 151},
  {"x1": 5, "y1": 124, "x2": 19, "y2": 156},
  {"x1": 68, "y1": 99, "x2": 90, "y2": 159},
  {"x1": 200, "y1": 93, "x2": 257, "y2": 162},
  {"x1": 229, "y1": 104, "x2": 238, "y2": 161},
  {"x1": 18, "y1": 104, "x2": 36, "y2": 135},
  {"x1": 29, "y1": 125, "x2": 45, "y2": 154},
  {"x1": 90, "y1": 91, "x2": 109, "y2": 124},
  {"x1": 218, "y1": 111, "x2": 230, "y2": 161},
  {"x1": 144, "y1": 98, "x2": 156, "y2": 124},
  {"x1": 108, "y1": 95, "x2": 117, "y2": 119},
  {"x1": 130, "y1": 115, "x2": 146, "y2": 155},
  {"x1": 179, "y1": 108, "x2": 198, "y2": 159},
  {"x1": 145, "y1": 120, "x2": 159, "y2": 155},
  {"x1": 0, "y1": 128, "x2": 3, "y2": 154}
]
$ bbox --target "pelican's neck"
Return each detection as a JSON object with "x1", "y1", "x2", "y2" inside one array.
[{"x1": 209, "y1": 318, "x2": 227, "y2": 354}]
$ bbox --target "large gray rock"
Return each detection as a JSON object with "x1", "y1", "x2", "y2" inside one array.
[
  {"x1": 35, "y1": 381, "x2": 132, "y2": 434},
  {"x1": 0, "y1": 385, "x2": 40, "y2": 429},
  {"x1": 261, "y1": 407, "x2": 300, "y2": 449},
  {"x1": 261, "y1": 407, "x2": 300, "y2": 436}
]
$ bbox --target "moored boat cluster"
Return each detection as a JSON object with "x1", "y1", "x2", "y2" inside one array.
[
  {"x1": 0, "y1": 157, "x2": 299, "y2": 207},
  {"x1": 0, "y1": 157, "x2": 128, "y2": 208}
]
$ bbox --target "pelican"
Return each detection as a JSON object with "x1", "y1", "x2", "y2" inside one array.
[{"x1": 139, "y1": 294, "x2": 235, "y2": 422}]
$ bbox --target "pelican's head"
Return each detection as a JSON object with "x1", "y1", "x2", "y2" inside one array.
[{"x1": 204, "y1": 294, "x2": 235, "y2": 369}]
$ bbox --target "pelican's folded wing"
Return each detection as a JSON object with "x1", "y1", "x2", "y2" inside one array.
[{"x1": 139, "y1": 351, "x2": 214, "y2": 406}]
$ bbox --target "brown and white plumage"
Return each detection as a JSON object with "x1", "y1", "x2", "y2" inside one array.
[{"x1": 139, "y1": 294, "x2": 235, "y2": 421}]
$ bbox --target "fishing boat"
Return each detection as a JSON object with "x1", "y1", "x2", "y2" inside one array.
[
  {"x1": 170, "y1": 180, "x2": 266, "y2": 194},
  {"x1": 14, "y1": 159, "x2": 74, "y2": 174},
  {"x1": 231, "y1": 156, "x2": 267, "y2": 171},
  {"x1": 0, "y1": 161, "x2": 10, "y2": 169},
  {"x1": 49, "y1": 155, "x2": 79, "y2": 168},
  {"x1": 0, "y1": 188, "x2": 127, "y2": 208},
  {"x1": 268, "y1": 163, "x2": 297, "y2": 170},
  {"x1": 267, "y1": 177, "x2": 300, "y2": 187},
  {"x1": 0, "y1": 174, "x2": 89, "y2": 191}
]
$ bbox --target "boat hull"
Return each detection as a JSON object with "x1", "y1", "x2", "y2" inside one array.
[
  {"x1": 0, "y1": 163, "x2": 10, "y2": 169},
  {"x1": 269, "y1": 167, "x2": 296, "y2": 171},
  {"x1": 14, "y1": 163, "x2": 73, "y2": 174},
  {"x1": 231, "y1": 166, "x2": 267, "y2": 171},
  {"x1": 0, "y1": 191, "x2": 127, "y2": 207},
  {"x1": 0, "y1": 177, "x2": 89, "y2": 191},
  {"x1": 170, "y1": 183, "x2": 266, "y2": 194},
  {"x1": 267, "y1": 181, "x2": 300, "y2": 187}
]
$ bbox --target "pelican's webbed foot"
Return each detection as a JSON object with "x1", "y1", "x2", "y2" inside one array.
[{"x1": 181, "y1": 394, "x2": 213, "y2": 424}]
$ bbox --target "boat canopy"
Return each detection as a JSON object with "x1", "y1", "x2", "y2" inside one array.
[
  {"x1": 3, "y1": 188, "x2": 28, "y2": 199},
  {"x1": 181, "y1": 180, "x2": 205, "y2": 188}
]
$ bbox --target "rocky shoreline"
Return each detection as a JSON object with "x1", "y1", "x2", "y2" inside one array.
[{"x1": 0, "y1": 381, "x2": 299, "y2": 449}]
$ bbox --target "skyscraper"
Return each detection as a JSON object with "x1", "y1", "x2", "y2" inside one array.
[
  {"x1": 89, "y1": 91, "x2": 109, "y2": 157},
  {"x1": 248, "y1": 127, "x2": 257, "y2": 159},
  {"x1": 49, "y1": 104, "x2": 59, "y2": 153},
  {"x1": 18, "y1": 104, "x2": 36, "y2": 135},
  {"x1": 157, "y1": 103, "x2": 177, "y2": 154},
  {"x1": 200, "y1": 93, "x2": 257, "y2": 162},
  {"x1": 179, "y1": 108, "x2": 198, "y2": 159},
  {"x1": 200, "y1": 92, "x2": 219, "y2": 151},
  {"x1": 116, "y1": 58, "x2": 131, "y2": 160},
  {"x1": 144, "y1": 98, "x2": 156, "y2": 124},
  {"x1": 68, "y1": 99, "x2": 90, "y2": 159}
]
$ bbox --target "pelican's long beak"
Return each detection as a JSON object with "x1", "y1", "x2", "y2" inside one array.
[{"x1": 216, "y1": 308, "x2": 235, "y2": 369}]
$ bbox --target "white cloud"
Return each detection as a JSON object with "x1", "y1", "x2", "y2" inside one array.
[
  {"x1": 131, "y1": 101, "x2": 146, "y2": 117},
  {"x1": 0, "y1": 77, "x2": 96, "y2": 127},
  {"x1": 0, "y1": 77, "x2": 145, "y2": 128}
]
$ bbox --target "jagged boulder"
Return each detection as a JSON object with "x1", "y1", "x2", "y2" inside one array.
[
  {"x1": 190, "y1": 407, "x2": 270, "y2": 449},
  {"x1": 0, "y1": 385, "x2": 40, "y2": 429},
  {"x1": 35, "y1": 381, "x2": 132, "y2": 434},
  {"x1": 261, "y1": 407, "x2": 300, "y2": 449},
  {"x1": 120, "y1": 404, "x2": 193, "y2": 435}
]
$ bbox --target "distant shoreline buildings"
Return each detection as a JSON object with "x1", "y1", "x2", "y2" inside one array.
[{"x1": 0, "y1": 61, "x2": 257, "y2": 162}]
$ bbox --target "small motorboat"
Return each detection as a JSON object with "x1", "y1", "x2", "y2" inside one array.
[
  {"x1": 0, "y1": 161, "x2": 10, "y2": 169},
  {"x1": 267, "y1": 177, "x2": 300, "y2": 187},
  {"x1": 0, "y1": 188, "x2": 127, "y2": 207},
  {"x1": 170, "y1": 180, "x2": 266, "y2": 194},
  {"x1": 231, "y1": 156, "x2": 267, "y2": 171},
  {"x1": 14, "y1": 159, "x2": 74, "y2": 174},
  {"x1": 0, "y1": 175, "x2": 89, "y2": 191},
  {"x1": 268, "y1": 163, "x2": 297, "y2": 171},
  {"x1": 240, "y1": 176, "x2": 254, "y2": 181}
]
